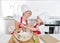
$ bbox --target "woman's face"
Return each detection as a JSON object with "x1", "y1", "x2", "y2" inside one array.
[{"x1": 23, "y1": 10, "x2": 32, "y2": 19}]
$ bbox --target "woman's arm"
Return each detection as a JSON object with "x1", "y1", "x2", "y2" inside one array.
[
  {"x1": 24, "y1": 26, "x2": 41, "y2": 34},
  {"x1": 8, "y1": 36, "x2": 15, "y2": 43},
  {"x1": 15, "y1": 20, "x2": 25, "y2": 29},
  {"x1": 11, "y1": 20, "x2": 20, "y2": 34},
  {"x1": 15, "y1": 20, "x2": 20, "y2": 29},
  {"x1": 8, "y1": 35, "x2": 19, "y2": 43}
]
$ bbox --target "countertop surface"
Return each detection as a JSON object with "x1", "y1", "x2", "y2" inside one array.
[{"x1": 0, "y1": 34, "x2": 60, "y2": 43}]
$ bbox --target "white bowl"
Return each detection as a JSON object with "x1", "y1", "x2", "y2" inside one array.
[{"x1": 14, "y1": 28, "x2": 33, "y2": 41}]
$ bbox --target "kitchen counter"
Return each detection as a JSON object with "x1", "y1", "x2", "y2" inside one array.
[
  {"x1": 0, "y1": 34, "x2": 60, "y2": 43},
  {"x1": 45, "y1": 24, "x2": 60, "y2": 34},
  {"x1": 45, "y1": 24, "x2": 60, "y2": 26},
  {"x1": 40, "y1": 34, "x2": 60, "y2": 43}
]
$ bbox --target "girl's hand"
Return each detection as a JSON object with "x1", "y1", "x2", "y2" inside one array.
[
  {"x1": 24, "y1": 26, "x2": 38, "y2": 31},
  {"x1": 28, "y1": 20, "x2": 35, "y2": 27}
]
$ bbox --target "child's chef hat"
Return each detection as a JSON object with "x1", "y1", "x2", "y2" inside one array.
[
  {"x1": 39, "y1": 12, "x2": 50, "y2": 24},
  {"x1": 21, "y1": 5, "x2": 31, "y2": 13}
]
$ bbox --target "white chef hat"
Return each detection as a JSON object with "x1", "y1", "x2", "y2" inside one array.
[{"x1": 21, "y1": 5, "x2": 31, "y2": 13}]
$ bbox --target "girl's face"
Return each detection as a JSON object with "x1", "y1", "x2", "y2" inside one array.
[{"x1": 23, "y1": 10, "x2": 32, "y2": 19}]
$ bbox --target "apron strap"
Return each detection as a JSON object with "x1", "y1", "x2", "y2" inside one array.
[
  {"x1": 26, "y1": 20, "x2": 28, "y2": 25},
  {"x1": 20, "y1": 17, "x2": 22, "y2": 23},
  {"x1": 20, "y1": 17, "x2": 28, "y2": 25},
  {"x1": 11, "y1": 17, "x2": 28, "y2": 35}
]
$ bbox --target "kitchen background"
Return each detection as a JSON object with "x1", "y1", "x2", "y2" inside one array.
[{"x1": 0, "y1": 0, "x2": 60, "y2": 34}]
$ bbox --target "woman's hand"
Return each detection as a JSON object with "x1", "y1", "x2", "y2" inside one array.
[
  {"x1": 20, "y1": 23, "x2": 25, "y2": 28},
  {"x1": 12, "y1": 35, "x2": 19, "y2": 43}
]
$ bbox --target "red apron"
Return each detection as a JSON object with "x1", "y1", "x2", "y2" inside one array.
[{"x1": 11, "y1": 17, "x2": 41, "y2": 35}]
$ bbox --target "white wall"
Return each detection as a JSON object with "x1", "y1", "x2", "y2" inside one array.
[
  {"x1": 25, "y1": 1, "x2": 60, "y2": 19},
  {"x1": 0, "y1": 18, "x2": 6, "y2": 34},
  {"x1": 25, "y1": 1, "x2": 60, "y2": 33},
  {"x1": 1, "y1": 0, "x2": 27, "y2": 17},
  {"x1": 0, "y1": 0, "x2": 4, "y2": 35},
  {"x1": 0, "y1": 0, "x2": 2, "y2": 17},
  {"x1": 1, "y1": 0, "x2": 60, "y2": 17}
]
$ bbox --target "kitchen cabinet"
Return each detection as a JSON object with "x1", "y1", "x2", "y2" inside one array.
[{"x1": 4, "y1": 17, "x2": 15, "y2": 34}]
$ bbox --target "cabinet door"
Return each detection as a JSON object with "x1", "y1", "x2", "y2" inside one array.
[{"x1": 5, "y1": 19, "x2": 15, "y2": 34}]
